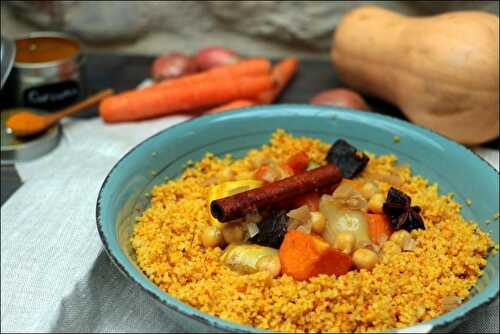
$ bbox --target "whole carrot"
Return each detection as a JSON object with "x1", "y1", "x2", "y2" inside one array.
[
  {"x1": 207, "y1": 100, "x2": 255, "y2": 114},
  {"x1": 100, "y1": 75, "x2": 273, "y2": 122},
  {"x1": 153, "y1": 58, "x2": 271, "y2": 90},
  {"x1": 257, "y1": 58, "x2": 299, "y2": 104}
]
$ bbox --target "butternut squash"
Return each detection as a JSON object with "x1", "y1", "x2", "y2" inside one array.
[{"x1": 331, "y1": 6, "x2": 499, "y2": 145}]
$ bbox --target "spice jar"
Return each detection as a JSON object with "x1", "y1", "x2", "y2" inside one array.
[{"x1": 7, "y1": 32, "x2": 84, "y2": 110}]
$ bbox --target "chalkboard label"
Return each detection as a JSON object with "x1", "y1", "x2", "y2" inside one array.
[{"x1": 23, "y1": 80, "x2": 80, "y2": 110}]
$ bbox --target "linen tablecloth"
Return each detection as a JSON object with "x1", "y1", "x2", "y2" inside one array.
[{"x1": 1, "y1": 116, "x2": 498, "y2": 333}]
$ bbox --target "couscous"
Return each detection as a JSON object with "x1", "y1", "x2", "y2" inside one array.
[{"x1": 131, "y1": 130, "x2": 495, "y2": 333}]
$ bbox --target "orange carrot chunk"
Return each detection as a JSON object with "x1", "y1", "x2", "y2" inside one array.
[
  {"x1": 286, "y1": 151, "x2": 309, "y2": 175},
  {"x1": 257, "y1": 58, "x2": 299, "y2": 104},
  {"x1": 207, "y1": 100, "x2": 255, "y2": 114},
  {"x1": 100, "y1": 74, "x2": 273, "y2": 123},
  {"x1": 279, "y1": 231, "x2": 352, "y2": 281},
  {"x1": 367, "y1": 213, "x2": 393, "y2": 245}
]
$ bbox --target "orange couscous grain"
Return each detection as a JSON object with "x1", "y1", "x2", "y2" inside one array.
[{"x1": 131, "y1": 129, "x2": 495, "y2": 333}]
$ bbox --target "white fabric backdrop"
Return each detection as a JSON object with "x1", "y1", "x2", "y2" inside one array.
[{"x1": 1, "y1": 116, "x2": 498, "y2": 333}]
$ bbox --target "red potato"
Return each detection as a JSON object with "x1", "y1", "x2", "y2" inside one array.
[
  {"x1": 151, "y1": 52, "x2": 198, "y2": 81},
  {"x1": 310, "y1": 88, "x2": 370, "y2": 111},
  {"x1": 194, "y1": 46, "x2": 240, "y2": 71}
]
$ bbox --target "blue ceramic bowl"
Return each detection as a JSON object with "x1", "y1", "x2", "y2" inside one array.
[{"x1": 97, "y1": 105, "x2": 499, "y2": 333}]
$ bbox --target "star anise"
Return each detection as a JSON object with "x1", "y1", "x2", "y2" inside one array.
[{"x1": 383, "y1": 187, "x2": 425, "y2": 231}]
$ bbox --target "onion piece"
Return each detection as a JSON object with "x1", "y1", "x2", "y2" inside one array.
[
  {"x1": 246, "y1": 223, "x2": 260, "y2": 238},
  {"x1": 320, "y1": 194, "x2": 370, "y2": 247},
  {"x1": 259, "y1": 164, "x2": 281, "y2": 183},
  {"x1": 287, "y1": 219, "x2": 303, "y2": 232},
  {"x1": 286, "y1": 205, "x2": 312, "y2": 234},
  {"x1": 331, "y1": 184, "x2": 368, "y2": 212},
  {"x1": 245, "y1": 211, "x2": 262, "y2": 224},
  {"x1": 287, "y1": 205, "x2": 311, "y2": 224},
  {"x1": 296, "y1": 223, "x2": 312, "y2": 234}
]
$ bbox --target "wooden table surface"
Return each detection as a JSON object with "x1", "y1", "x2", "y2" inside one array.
[{"x1": 1, "y1": 53, "x2": 498, "y2": 206}]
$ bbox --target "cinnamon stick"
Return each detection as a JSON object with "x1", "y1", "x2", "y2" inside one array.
[{"x1": 210, "y1": 164, "x2": 342, "y2": 222}]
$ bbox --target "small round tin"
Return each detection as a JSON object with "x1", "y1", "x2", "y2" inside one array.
[
  {"x1": 8, "y1": 32, "x2": 84, "y2": 110},
  {"x1": 1, "y1": 108, "x2": 61, "y2": 164},
  {"x1": 0, "y1": 35, "x2": 15, "y2": 89}
]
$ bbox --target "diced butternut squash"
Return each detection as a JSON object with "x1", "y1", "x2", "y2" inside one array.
[
  {"x1": 279, "y1": 231, "x2": 352, "y2": 280},
  {"x1": 367, "y1": 213, "x2": 393, "y2": 245}
]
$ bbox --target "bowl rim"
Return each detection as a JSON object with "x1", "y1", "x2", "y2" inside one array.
[{"x1": 96, "y1": 104, "x2": 499, "y2": 333}]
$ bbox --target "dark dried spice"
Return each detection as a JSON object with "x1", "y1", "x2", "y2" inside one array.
[
  {"x1": 383, "y1": 187, "x2": 425, "y2": 231},
  {"x1": 250, "y1": 210, "x2": 289, "y2": 249},
  {"x1": 325, "y1": 139, "x2": 369, "y2": 179}
]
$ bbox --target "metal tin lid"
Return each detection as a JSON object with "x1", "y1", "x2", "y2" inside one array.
[
  {"x1": 0, "y1": 35, "x2": 16, "y2": 89},
  {"x1": 14, "y1": 31, "x2": 81, "y2": 68},
  {"x1": 1, "y1": 108, "x2": 61, "y2": 164}
]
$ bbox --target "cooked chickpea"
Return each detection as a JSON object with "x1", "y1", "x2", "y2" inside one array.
[
  {"x1": 256, "y1": 255, "x2": 281, "y2": 277},
  {"x1": 352, "y1": 248, "x2": 379, "y2": 270},
  {"x1": 390, "y1": 230, "x2": 412, "y2": 249},
  {"x1": 368, "y1": 193, "x2": 385, "y2": 213},
  {"x1": 333, "y1": 231, "x2": 356, "y2": 255},
  {"x1": 310, "y1": 212, "x2": 326, "y2": 234},
  {"x1": 201, "y1": 225, "x2": 223, "y2": 248},
  {"x1": 222, "y1": 223, "x2": 245, "y2": 244},
  {"x1": 381, "y1": 240, "x2": 402, "y2": 255},
  {"x1": 360, "y1": 181, "x2": 378, "y2": 200}
]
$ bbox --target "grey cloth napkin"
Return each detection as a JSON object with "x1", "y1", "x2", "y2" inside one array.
[{"x1": 1, "y1": 117, "x2": 498, "y2": 333}]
